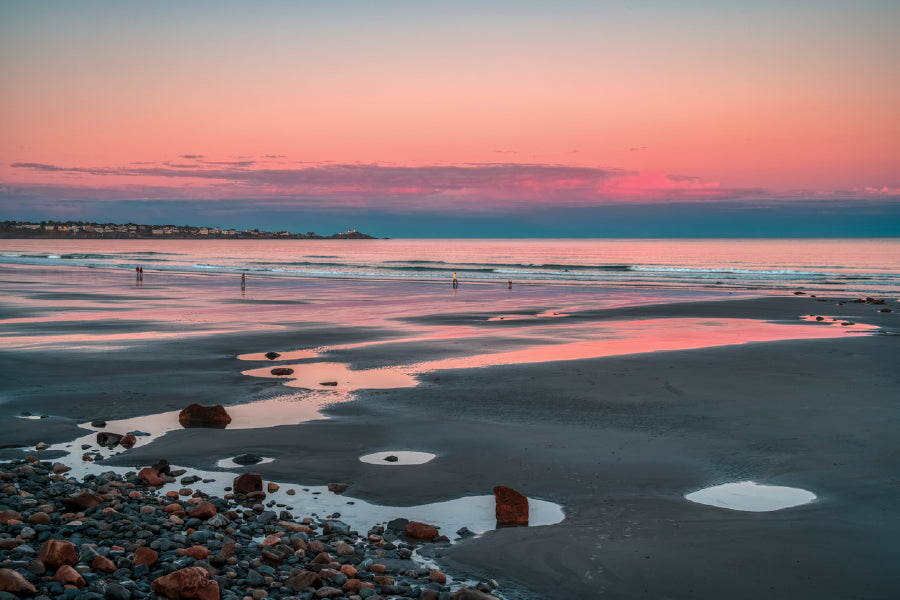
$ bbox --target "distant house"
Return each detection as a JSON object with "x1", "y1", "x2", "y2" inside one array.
[
  {"x1": 199, "y1": 228, "x2": 209, "y2": 235},
  {"x1": 152, "y1": 228, "x2": 164, "y2": 236}
]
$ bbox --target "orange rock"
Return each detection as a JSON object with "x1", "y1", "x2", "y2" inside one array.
[
  {"x1": 342, "y1": 578, "x2": 375, "y2": 594},
  {"x1": 129, "y1": 491, "x2": 143, "y2": 500},
  {"x1": 494, "y1": 485, "x2": 529, "y2": 526},
  {"x1": 405, "y1": 521, "x2": 440, "y2": 540},
  {"x1": 0, "y1": 568, "x2": 38, "y2": 593},
  {"x1": 55, "y1": 564, "x2": 85, "y2": 588},
  {"x1": 92, "y1": 555, "x2": 116, "y2": 573},
  {"x1": 119, "y1": 433, "x2": 137, "y2": 448},
  {"x1": 369, "y1": 563, "x2": 386, "y2": 573},
  {"x1": 138, "y1": 467, "x2": 163, "y2": 486},
  {"x1": 178, "y1": 403, "x2": 232, "y2": 428},
  {"x1": 284, "y1": 569, "x2": 320, "y2": 592},
  {"x1": 38, "y1": 539, "x2": 78, "y2": 569},
  {"x1": 259, "y1": 534, "x2": 283, "y2": 548},
  {"x1": 188, "y1": 501, "x2": 216, "y2": 519},
  {"x1": 27, "y1": 511, "x2": 51, "y2": 525},
  {"x1": 311, "y1": 551, "x2": 333, "y2": 564},
  {"x1": 372, "y1": 575, "x2": 395, "y2": 586},
  {"x1": 134, "y1": 547, "x2": 159, "y2": 566},
  {"x1": 233, "y1": 473, "x2": 263, "y2": 496},
  {"x1": 151, "y1": 566, "x2": 220, "y2": 600},
  {"x1": 430, "y1": 568, "x2": 447, "y2": 584},
  {"x1": 179, "y1": 488, "x2": 193, "y2": 496},
  {"x1": 165, "y1": 491, "x2": 180, "y2": 499},
  {"x1": 267, "y1": 482, "x2": 279, "y2": 493},
  {"x1": 177, "y1": 546, "x2": 211, "y2": 560},
  {"x1": 340, "y1": 564, "x2": 358, "y2": 577}
]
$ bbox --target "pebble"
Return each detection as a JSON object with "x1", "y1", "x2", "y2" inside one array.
[{"x1": 0, "y1": 457, "x2": 500, "y2": 599}]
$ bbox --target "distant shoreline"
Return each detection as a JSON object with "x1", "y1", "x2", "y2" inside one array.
[{"x1": 0, "y1": 220, "x2": 376, "y2": 240}]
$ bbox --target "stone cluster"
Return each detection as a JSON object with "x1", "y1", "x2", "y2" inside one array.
[{"x1": 0, "y1": 457, "x2": 502, "y2": 600}]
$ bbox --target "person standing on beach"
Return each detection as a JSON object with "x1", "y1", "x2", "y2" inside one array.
[{"x1": 452, "y1": 272, "x2": 458, "y2": 288}]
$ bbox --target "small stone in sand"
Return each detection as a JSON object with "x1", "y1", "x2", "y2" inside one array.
[
  {"x1": 319, "y1": 381, "x2": 338, "y2": 386},
  {"x1": 265, "y1": 351, "x2": 281, "y2": 360}
]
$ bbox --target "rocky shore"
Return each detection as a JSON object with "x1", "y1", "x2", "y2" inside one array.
[{"x1": 0, "y1": 457, "x2": 502, "y2": 600}]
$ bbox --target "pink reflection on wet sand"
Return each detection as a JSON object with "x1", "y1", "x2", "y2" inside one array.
[{"x1": 242, "y1": 318, "x2": 877, "y2": 392}]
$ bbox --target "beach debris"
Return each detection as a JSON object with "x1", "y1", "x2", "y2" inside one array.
[
  {"x1": 319, "y1": 380, "x2": 339, "y2": 386},
  {"x1": 327, "y1": 482, "x2": 349, "y2": 494},
  {"x1": 494, "y1": 485, "x2": 529, "y2": 526},
  {"x1": 265, "y1": 351, "x2": 281, "y2": 360},
  {"x1": 232, "y1": 452, "x2": 264, "y2": 465},
  {"x1": 270, "y1": 367, "x2": 294, "y2": 376},
  {"x1": 178, "y1": 403, "x2": 232, "y2": 428},
  {"x1": 233, "y1": 472, "x2": 263, "y2": 496}
]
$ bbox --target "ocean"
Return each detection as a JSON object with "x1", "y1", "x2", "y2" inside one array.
[{"x1": 1, "y1": 238, "x2": 898, "y2": 297}]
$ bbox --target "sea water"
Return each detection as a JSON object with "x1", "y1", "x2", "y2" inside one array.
[{"x1": 1, "y1": 238, "x2": 899, "y2": 296}]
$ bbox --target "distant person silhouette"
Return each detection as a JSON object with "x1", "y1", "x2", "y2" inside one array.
[
  {"x1": 452, "y1": 272, "x2": 458, "y2": 288},
  {"x1": 241, "y1": 273, "x2": 246, "y2": 289}
]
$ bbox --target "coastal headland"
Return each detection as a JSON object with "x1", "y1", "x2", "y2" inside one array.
[
  {"x1": 1, "y1": 263, "x2": 898, "y2": 599},
  {"x1": 0, "y1": 221, "x2": 375, "y2": 240}
]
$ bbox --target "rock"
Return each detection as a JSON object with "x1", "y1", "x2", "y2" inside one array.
[
  {"x1": 879, "y1": 308, "x2": 892, "y2": 312},
  {"x1": 97, "y1": 432, "x2": 124, "y2": 446},
  {"x1": 386, "y1": 517, "x2": 409, "y2": 532},
  {"x1": 0, "y1": 510, "x2": 22, "y2": 524},
  {"x1": 119, "y1": 433, "x2": 137, "y2": 448},
  {"x1": 61, "y1": 490, "x2": 102, "y2": 510},
  {"x1": 188, "y1": 501, "x2": 216, "y2": 519},
  {"x1": 54, "y1": 564, "x2": 85, "y2": 588},
  {"x1": 177, "y1": 547, "x2": 211, "y2": 560},
  {"x1": 38, "y1": 539, "x2": 78, "y2": 569},
  {"x1": 91, "y1": 419, "x2": 107, "y2": 428},
  {"x1": 152, "y1": 459, "x2": 171, "y2": 474},
  {"x1": 315, "y1": 586, "x2": 344, "y2": 598},
  {"x1": 134, "y1": 547, "x2": 158, "y2": 566},
  {"x1": 233, "y1": 473, "x2": 263, "y2": 495},
  {"x1": 430, "y1": 569, "x2": 447, "y2": 584},
  {"x1": 27, "y1": 511, "x2": 51, "y2": 525},
  {"x1": 405, "y1": 521, "x2": 440, "y2": 540},
  {"x1": 178, "y1": 404, "x2": 232, "y2": 428},
  {"x1": 232, "y1": 453, "x2": 263, "y2": 465},
  {"x1": 265, "y1": 351, "x2": 281, "y2": 360},
  {"x1": 494, "y1": 485, "x2": 529, "y2": 526},
  {"x1": 92, "y1": 555, "x2": 117, "y2": 573},
  {"x1": 285, "y1": 570, "x2": 321, "y2": 592},
  {"x1": 151, "y1": 566, "x2": 220, "y2": 600},
  {"x1": 138, "y1": 467, "x2": 164, "y2": 487},
  {"x1": 327, "y1": 483, "x2": 349, "y2": 494},
  {"x1": 452, "y1": 589, "x2": 501, "y2": 600},
  {"x1": 267, "y1": 482, "x2": 280, "y2": 493},
  {"x1": 271, "y1": 367, "x2": 295, "y2": 376},
  {"x1": 319, "y1": 381, "x2": 338, "y2": 386},
  {"x1": 35, "y1": 442, "x2": 50, "y2": 450},
  {"x1": 0, "y1": 568, "x2": 38, "y2": 593},
  {"x1": 384, "y1": 455, "x2": 399, "y2": 462}
]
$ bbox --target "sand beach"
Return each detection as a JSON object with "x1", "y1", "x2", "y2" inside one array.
[{"x1": 1, "y1": 260, "x2": 899, "y2": 599}]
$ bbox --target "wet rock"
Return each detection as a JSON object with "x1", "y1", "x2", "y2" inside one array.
[
  {"x1": 327, "y1": 482, "x2": 349, "y2": 494},
  {"x1": 134, "y1": 546, "x2": 158, "y2": 566},
  {"x1": 92, "y1": 555, "x2": 117, "y2": 573},
  {"x1": 37, "y1": 539, "x2": 78, "y2": 569},
  {"x1": 178, "y1": 404, "x2": 232, "y2": 428},
  {"x1": 138, "y1": 467, "x2": 164, "y2": 487},
  {"x1": 0, "y1": 510, "x2": 22, "y2": 524},
  {"x1": 285, "y1": 569, "x2": 321, "y2": 591},
  {"x1": 91, "y1": 420, "x2": 107, "y2": 428},
  {"x1": 119, "y1": 433, "x2": 137, "y2": 448},
  {"x1": 452, "y1": 588, "x2": 501, "y2": 600},
  {"x1": 233, "y1": 473, "x2": 263, "y2": 496},
  {"x1": 54, "y1": 564, "x2": 85, "y2": 588},
  {"x1": 0, "y1": 568, "x2": 38, "y2": 594},
  {"x1": 405, "y1": 521, "x2": 440, "y2": 540},
  {"x1": 61, "y1": 490, "x2": 102, "y2": 510},
  {"x1": 188, "y1": 501, "x2": 217, "y2": 519},
  {"x1": 319, "y1": 381, "x2": 338, "y2": 386},
  {"x1": 232, "y1": 453, "x2": 263, "y2": 465},
  {"x1": 270, "y1": 367, "x2": 295, "y2": 376},
  {"x1": 97, "y1": 432, "x2": 124, "y2": 446},
  {"x1": 494, "y1": 485, "x2": 529, "y2": 526},
  {"x1": 265, "y1": 351, "x2": 281, "y2": 360},
  {"x1": 384, "y1": 455, "x2": 399, "y2": 462},
  {"x1": 151, "y1": 566, "x2": 220, "y2": 600}
]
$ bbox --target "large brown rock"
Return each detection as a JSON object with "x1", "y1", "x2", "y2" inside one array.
[
  {"x1": 92, "y1": 555, "x2": 117, "y2": 573},
  {"x1": 233, "y1": 473, "x2": 263, "y2": 496},
  {"x1": 61, "y1": 490, "x2": 103, "y2": 510},
  {"x1": 55, "y1": 564, "x2": 85, "y2": 588},
  {"x1": 453, "y1": 589, "x2": 501, "y2": 600},
  {"x1": 0, "y1": 510, "x2": 22, "y2": 525},
  {"x1": 134, "y1": 546, "x2": 159, "y2": 566},
  {"x1": 178, "y1": 403, "x2": 232, "y2": 428},
  {"x1": 270, "y1": 367, "x2": 295, "y2": 376},
  {"x1": 0, "y1": 568, "x2": 38, "y2": 593},
  {"x1": 188, "y1": 501, "x2": 216, "y2": 520},
  {"x1": 285, "y1": 569, "x2": 322, "y2": 592},
  {"x1": 138, "y1": 467, "x2": 164, "y2": 487},
  {"x1": 151, "y1": 566, "x2": 220, "y2": 600},
  {"x1": 38, "y1": 539, "x2": 78, "y2": 569},
  {"x1": 494, "y1": 485, "x2": 529, "y2": 526},
  {"x1": 405, "y1": 521, "x2": 440, "y2": 540}
]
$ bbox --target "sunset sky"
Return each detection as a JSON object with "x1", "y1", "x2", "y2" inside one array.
[{"x1": 2, "y1": 1, "x2": 899, "y2": 237}]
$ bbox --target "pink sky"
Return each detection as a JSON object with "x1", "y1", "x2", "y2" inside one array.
[{"x1": 1, "y1": 1, "x2": 899, "y2": 218}]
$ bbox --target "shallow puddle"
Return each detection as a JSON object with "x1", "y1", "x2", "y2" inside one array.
[
  {"x1": 359, "y1": 451, "x2": 437, "y2": 465},
  {"x1": 685, "y1": 481, "x2": 817, "y2": 512}
]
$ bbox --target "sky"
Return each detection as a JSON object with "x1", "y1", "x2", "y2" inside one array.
[{"x1": 1, "y1": 0, "x2": 899, "y2": 237}]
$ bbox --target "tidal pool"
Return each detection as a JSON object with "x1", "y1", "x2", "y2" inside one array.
[{"x1": 685, "y1": 481, "x2": 817, "y2": 512}]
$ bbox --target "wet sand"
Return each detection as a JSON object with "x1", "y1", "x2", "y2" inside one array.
[{"x1": 1, "y1": 264, "x2": 899, "y2": 599}]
